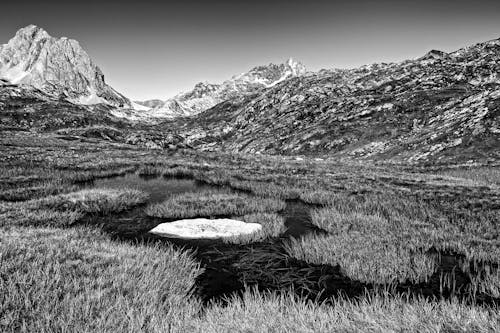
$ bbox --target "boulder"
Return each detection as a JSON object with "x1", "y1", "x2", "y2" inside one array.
[{"x1": 149, "y1": 218, "x2": 262, "y2": 239}]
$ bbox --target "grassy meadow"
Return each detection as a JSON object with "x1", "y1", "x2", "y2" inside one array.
[{"x1": 1, "y1": 131, "x2": 500, "y2": 331}]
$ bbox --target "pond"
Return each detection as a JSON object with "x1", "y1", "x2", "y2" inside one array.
[{"x1": 81, "y1": 173, "x2": 500, "y2": 306}]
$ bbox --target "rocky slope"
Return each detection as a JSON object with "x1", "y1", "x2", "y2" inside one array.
[
  {"x1": 0, "y1": 85, "x2": 129, "y2": 131},
  {"x1": 162, "y1": 38, "x2": 500, "y2": 164},
  {"x1": 139, "y1": 58, "x2": 306, "y2": 118},
  {"x1": 0, "y1": 25, "x2": 132, "y2": 108}
]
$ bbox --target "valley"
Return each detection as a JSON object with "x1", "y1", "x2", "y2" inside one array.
[{"x1": 1, "y1": 24, "x2": 499, "y2": 332}]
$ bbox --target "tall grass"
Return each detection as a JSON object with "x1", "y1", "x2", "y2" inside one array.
[
  {"x1": 0, "y1": 188, "x2": 148, "y2": 227},
  {"x1": 195, "y1": 289, "x2": 500, "y2": 332},
  {"x1": 286, "y1": 191, "x2": 500, "y2": 287},
  {"x1": 145, "y1": 190, "x2": 285, "y2": 219},
  {"x1": 0, "y1": 226, "x2": 202, "y2": 332},
  {"x1": 224, "y1": 213, "x2": 287, "y2": 244},
  {"x1": 284, "y1": 233, "x2": 436, "y2": 284},
  {"x1": 0, "y1": 179, "x2": 80, "y2": 201},
  {"x1": 66, "y1": 166, "x2": 137, "y2": 183},
  {"x1": 437, "y1": 167, "x2": 500, "y2": 186}
]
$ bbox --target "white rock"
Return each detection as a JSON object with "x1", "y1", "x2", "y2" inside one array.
[{"x1": 149, "y1": 218, "x2": 262, "y2": 239}]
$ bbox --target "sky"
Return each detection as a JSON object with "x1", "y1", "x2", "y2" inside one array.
[{"x1": 1, "y1": 0, "x2": 500, "y2": 100}]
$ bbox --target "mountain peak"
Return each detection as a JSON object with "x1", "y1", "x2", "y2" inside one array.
[
  {"x1": 17, "y1": 24, "x2": 47, "y2": 34},
  {"x1": 285, "y1": 57, "x2": 306, "y2": 76},
  {"x1": 0, "y1": 25, "x2": 131, "y2": 108},
  {"x1": 13, "y1": 25, "x2": 51, "y2": 42},
  {"x1": 421, "y1": 49, "x2": 448, "y2": 60}
]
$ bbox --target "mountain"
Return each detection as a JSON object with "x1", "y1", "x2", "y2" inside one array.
[
  {"x1": 0, "y1": 84, "x2": 131, "y2": 131},
  {"x1": 0, "y1": 25, "x2": 133, "y2": 108},
  {"x1": 158, "y1": 38, "x2": 500, "y2": 164},
  {"x1": 139, "y1": 58, "x2": 306, "y2": 118}
]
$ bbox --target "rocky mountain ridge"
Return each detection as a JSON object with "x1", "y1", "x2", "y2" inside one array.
[
  {"x1": 1, "y1": 25, "x2": 498, "y2": 164},
  {"x1": 159, "y1": 37, "x2": 500, "y2": 164},
  {"x1": 0, "y1": 25, "x2": 134, "y2": 108},
  {"x1": 137, "y1": 58, "x2": 306, "y2": 118}
]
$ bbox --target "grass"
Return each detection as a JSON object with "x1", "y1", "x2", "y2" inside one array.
[
  {"x1": 1, "y1": 132, "x2": 500, "y2": 330},
  {"x1": 3, "y1": 227, "x2": 497, "y2": 332},
  {"x1": 66, "y1": 166, "x2": 138, "y2": 183},
  {"x1": 437, "y1": 166, "x2": 500, "y2": 186},
  {"x1": 285, "y1": 233, "x2": 436, "y2": 284},
  {"x1": 0, "y1": 179, "x2": 80, "y2": 201},
  {"x1": 195, "y1": 289, "x2": 500, "y2": 332},
  {"x1": 224, "y1": 213, "x2": 287, "y2": 244},
  {"x1": 145, "y1": 190, "x2": 285, "y2": 219},
  {"x1": 136, "y1": 164, "x2": 166, "y2": 176},
  {"x1": 0, "y1": 188, "x2": 148, "y2": 227},
  {"x1": 0, "y1": 226, "x2": 202, "y2": 332},
  {"x1": 285, "y1": 191, "x2": 500, "y2": 289},
  {"x1": 162, "y1": 166, "x2": 197, "y2": 178}
]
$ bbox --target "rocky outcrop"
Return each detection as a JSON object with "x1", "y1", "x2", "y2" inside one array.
[
  {"x1": 149, "y1": 218, "x2": 262, "y2": 239},
  {"x1": 0, "y1": 25, "x2": 131, "y2": 108},
  {"x1": 139, "y1": 58, "x2": 306, "y2": 118}
]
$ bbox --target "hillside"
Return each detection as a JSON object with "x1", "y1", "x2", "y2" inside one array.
[
  {"x1": 162, "y1": 38, "x2": 500, "y2": 164},
  {"x1": 138, "y1": 58, "x2": 306, "y2": 118}
]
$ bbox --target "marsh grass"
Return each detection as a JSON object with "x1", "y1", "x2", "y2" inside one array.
[
  {"x1": 286, "y1": 191, "x2": 500, "y2": 287},
  {"x1": 196, "y1": 289, "x2": 500, "y2": 332},
  {"x1": 3, "y1": 226, "x2": 497, "y2": 332},
  {"x1": 53, "y1": 188, "x2": 149, "y2": 214},
  {"x1": 67, "y1": 166, "x2": 137, "y2": 183},
  {"x1": 0, "y1": 226, "x2": 202, "y2": 332},
  {"x1": 0, "y1": 179, "x2": 80, "y2": 201},
  {"x1": 438, "y1": 167, "x2": 500, "y2": 186},
  {"x1": 145, "y1": 190, "x2": 285, "y2": 219},
  {"x1": 284, "y1": 233, "x2": 436, "y2": 284},
  {"x1": 224, "y1": 213, "x2": 287, "y2": 244},
  {"x1": 136, "y1": 164, "x2": 166, "y2": 176},
  {"x1": 162, "y1": 166, "x2": 197, "y2": 179},
  {"x1": 2, "y1": 133, "x2": 500, "y2": 331},
  {"x1": 472, "y1": 267, "x2": 500, "y2": 299},
  {"x1": 0, "y1": 188, "x2": 148, "y2": 227},
  {"x1": 228, "y1": 179, "x2": 302, "y2": 199}
]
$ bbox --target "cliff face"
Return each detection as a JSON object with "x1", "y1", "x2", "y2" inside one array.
[{"x1": 0, "y1": 25, "x2": 131, "y2": 107}]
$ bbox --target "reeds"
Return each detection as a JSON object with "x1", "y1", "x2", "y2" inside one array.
[
  {"x1": 145, "y1": 190, "x2": 285, "y2": 219},
  {"x1": 0, "y1": 188, "x2": 148, "y2": 227},
  {"x1": 196, "y1": 288, "x2": 500, "y2": 332},
  {"x1": 224, "y1": 213, "x2": 287, "y2": 244},
  {"x1": 0, "y1": 226, "x2": 203, "y2": 332}
]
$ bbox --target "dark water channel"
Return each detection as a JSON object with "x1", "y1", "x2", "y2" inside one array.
[{"x1": 81, "y1": 174, "x2": 499, "y2": 306}]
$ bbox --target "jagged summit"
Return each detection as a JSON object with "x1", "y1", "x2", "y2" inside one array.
[
  {"x1": 421, "y1": 49, "x2": 448, "y2": 60},
  {"x1": 15, "y1": 24, "x2": 50, "y2": 39},
  {"x1": 0, "y1": 25, "x2": 131, "y2": 107},
  {"x1": 140, "y1": 58, "x2": 306, "y2": 118}
]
